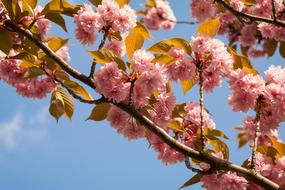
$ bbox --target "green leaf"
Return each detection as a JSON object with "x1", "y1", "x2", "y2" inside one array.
[
  {"x1": 180, "y1": 80, "x2": 195, "y2": 95},
  {"x1": 180, "y1": 174, "x2": 202, "y2": 189},
  {"x1": 57, "y1": 87, "x2": 74, "y2": 121},
  {"x1": 23, "y1": 67, "x2": 45, "y2": 78},
  {"x1": 1, "y1": 0, "x2": 14, "y2": 18},
  {"x1": 256, "y1": 146, "x2": 278, "y2": 160},
  {"x1": 42, "y1": 0, "x2": 79, "y2": 17},
  {"x1": 133, "y1": 22, "x2": 152, "y2": 41},
  {"x1": 25, "y1": 0, "x2": 38, "y2": 9},
  {"x1": 229, "y1": 48, "x2": 258, "y2": 75},
  {"x1": 45, "y1": 12, "x2": 68, "y2": 32},
  {"x1": 271, "y1": 138, "x2": 285, "y2": 158},
  {"x1": 87, "y1": 103, "x2": 111, "y2": 121},
  {"x1": 168, "y1": 120, "x2": 184, "y2": 132},
  {"x1": 116, "y1": 0, "x2": 131, "y2": 7},
  {"x1": 264, "y1": 39, "x2": 277, "y2": 57},
  {"x1": 204, "y1": 128, "x2": 229, "y2": 139},
  {"x1": 196, "y1": 17, "x2": 221, "y2": 38},
  {"x1": 88, "y1": 0, "x2": 102, "y2": 6},
  {"x1": 64, "y1": 80, "x2": 93, "y2": 101},
  {"x1": 125, "y1": 31, "x2": 144, "y2": 60},
  {"x1": 48, "y1": 36, "x2": 69, "y2": 52},
  {"x1": 148, "y1": 38, "x2": 191, "y2": 55},
  {"x1": 237, "y1": 132, "x2": 248, "y2": 149},
  {"x1": 88, "y1": 49, "x2": 126, "y2": 71},
  {"x1": 208, "y1": 137, "x2": 229, "y2": 160},
  {"x1": 172, "y1": 103, "x2": 187, "y2": 117},
  {"x1": 165, "y1": 38, "x2": 192, "y2": 55},
  {"x1": 240, "y1": 0, "x2": 256, "y2": 5},
  {"x1": 49, "y1": 90, "x2": 65, "y2": 121},
  {"x1": 0, "y1": 29, "x2": 13, "y2": 54},
  {"x1": 279, "y1": 42, "x2": 285, "y2": 59},
  {"x1": 152, "y1": 54, "x2": 177, "y2": 66},
  {"x1": 21, "y1": 0, "x2": 34, "y2": 17},
  {"x1": 148, "y1": 41, "x2": 172, "y2": 53},
  {"x1": 10, "y1": 52, "x2": 36, "y2": 62}
]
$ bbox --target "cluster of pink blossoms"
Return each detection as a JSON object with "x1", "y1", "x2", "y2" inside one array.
[
  {"x1": 144, "y1": 0, "x2": 176, "y2": 31},
  {"x1": 74, "y1": 0, "x2": 136, "y2": 45},
  {"x1": 167, "y1": 47, "x2": 196, "y2": 81},
  {"x1": 190, "y1": 36, "x2": 233, "y2": 92},
  {"x1": 190, "y1": 0, "x2": 285, "y2": 57},
  {"x1": 228, "y1": 65, "x2": 285, "y2": 147},
  {"x1": 22, "y1": 6, "x2": 51, "y2": 40},
  {"x1": 0, "y1": 50, "x2": 56, "y2": 99}
]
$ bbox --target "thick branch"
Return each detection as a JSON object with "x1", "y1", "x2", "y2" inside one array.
[
  {"x1": 114, "y1": 102, "x2": 283, "y2": 190},
  {"x1": 216, "y1": 0, "x2": 285, "y2": 28},
  {"x1": 4, "y1": 18, "x2": 284, "y2": 190}
]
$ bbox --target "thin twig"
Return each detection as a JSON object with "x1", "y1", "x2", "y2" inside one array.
[
  {"x1": 272, "y1": 0, "x2": 277, "y2": 21},
  {"x1": 250, "y1": 95, "x2": 263, "y2": 170},
  {"x1": 89, "y1": 26, "x2": 110, "y2": 79},
  {"x1": 216, "y1": 0, "x2": 285, "y2": 28},
  {"x1": 197, "y1": 61, "x2": 205, "y2": 150},
  {"x1": 185, "y1": 157, "x2": 214, "y2": 175}
]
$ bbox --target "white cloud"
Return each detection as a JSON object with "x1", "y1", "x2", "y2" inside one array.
[
  {"x1": 0, "y1": 108, "x2": 49, "y2": 150},
  {"x1": 0, "y1": 113, "x2": 22, "y2": 149}
]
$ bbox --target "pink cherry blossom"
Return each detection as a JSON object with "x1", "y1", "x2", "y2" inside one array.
[
  {"x1": 149, "y1": 134, "x2": 185, "y2": 165},
  {"x1": 190, "y1": 0, "x2": 217, "y2": 22},
  {"x1": 144, "y1": 0, "x2": 176, "y2": 31},
  {"x1": 132, "y1": 49, "x2": 154, "y2": 73},
  {"x1": 95, "y1": 62, "x2": 129, "y2": 102},
  {"x1": 107, "y1": 105, "x2": 145, "y2": 140},
  {"x1": 167, "y1": 47, "x2": 196, "y2": 81},
  {"x1": 74, "y1": 4, "x2": 103, "y2": 45},
  {"x1": 271, "y1": 156, "x2": 285, "y2": 188},
  {"x1": 228, "y1": 69, "x2": 265, "y2": 112}
]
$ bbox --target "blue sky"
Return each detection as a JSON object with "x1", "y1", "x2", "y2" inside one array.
[{"x1": 0, "y1": 0, "x2": 285, "y2": 190}]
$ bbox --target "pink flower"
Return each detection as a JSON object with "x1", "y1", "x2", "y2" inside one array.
[
  {"x1": 34, "y1": 6, "x2": 51, "y2": 40},
  {"x1": 104, "y1": 39, "x2": 126, "y2": 57},
  {"x1": 190, "y1": 0, "x2": 217, "y2": 22},
  {"x1": 150, "y1": 134, "x2": 184, "y2": 165},
  {"x1": 112, "y1": 5, "x2": 137, "y2": 31},
  {"x1": 239, "y1": 24, "x2": 258, "y2": 47},
  {"x1": 184, "y1": 102, "x2": 216, "y2": 129},
  {"x1": 132, "y1": 50, "x2": 154, "y2": 73},
  {"x1": 271, "y1": 156, "x2": 285, "y2": 187},
  {"x1": 167, "y1": 47, "x2": 196, "y2": 81},
  {"x1": 202, "y1": 171, "x2": 248, "y2": 190},
  {"x1": 74, "y1": 4, "x2": 103, "y2": 45},
  {"x1": 15, "y1": 77, "x2": 56, "y2": 99},
  {"x1": 255, "y1": 153, "x2": 273, "y2": 177},
  {"x1": 97, "y1": 0, "x2": 120, "y2": 24},
  {"x1": 95, "y1": 62, "x2": 129, "y2": 102},
  {"x1": 0, "y1": 55, "x2": 55, "y2": 99},
  {"x1": 144, "y1": 0, "x2": 176, "y2": 30},
  {"x1": 265, "y1": 65, "x2": 285, "y2": 84},
  {"x1": 228, "y1": 69, "x2": 265, "y2": 112},
  {"x1": 190, "y1": 36, "x2": 233, "y2": 91},
  {"x1": 56, "y1": 46, "x2": 70, "y2": 63},
  {"x1": 135, "y1": 63, "x2": 167, "y2": 94},
  {"x1": 107, "y1": 105, "x2": 145, "y2": 140},
  {"x1": 148, "y1": 92, "x2": 176, "y2": 129}
]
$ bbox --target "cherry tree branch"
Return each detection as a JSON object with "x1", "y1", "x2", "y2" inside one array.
[
  {"x1": 215, "y1": 0, "x2": 285, "y2": 28},
  {"x1": 4, "y1": 19, "x2": 284, "y2": 190},
  {"x1": 89, "y1": 26, "x2": 110, "y2": 79},
  {"x1": 250, "y1": 95, "x2": 263, "y2": 170},
  {"x1": 3, "y1": 20, "x2": 97, "y2": 90},
  {"x1": 197, "y1": 61, "x2": 206, "y2": 150}
]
